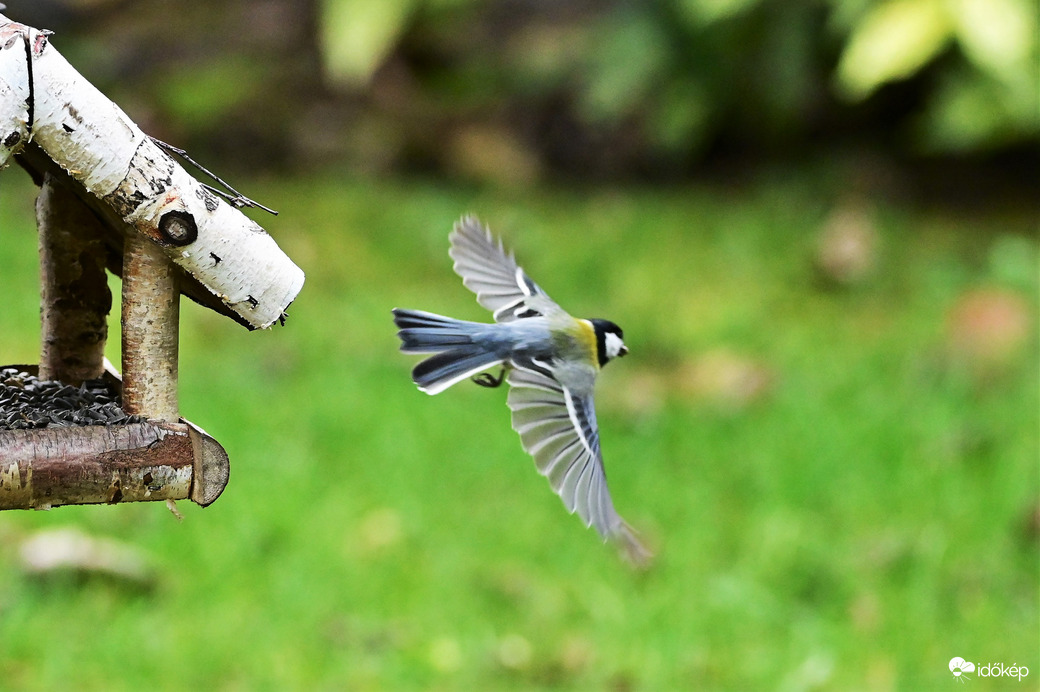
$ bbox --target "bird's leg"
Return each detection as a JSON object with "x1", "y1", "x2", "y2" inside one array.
[{"x1": 472, "y1": 367, "x2": 506, "y2": 388}]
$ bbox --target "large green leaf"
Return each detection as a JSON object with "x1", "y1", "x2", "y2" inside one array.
[
  {"x1": 835, "y1": 0, "x2": 952, "y2": 100},
  {"x1": 320, "y1": 0, "x2": 417, "y2": 87},
  {"x1": 948, "y1": 0, "x2": 1036, "y2": 78}
]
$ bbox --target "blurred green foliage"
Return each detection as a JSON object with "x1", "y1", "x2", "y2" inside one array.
[
  {"x1": 7, "y1": 0, "x2": 1036, "y2": 175},
  {"x1": 319, "y1": 0, "x2": 1038, "y2": 174},
  {"x1": 834, "y1": 0, "x2": 1039, "y2": 151},
  {"x1": 0, "y1": 3, "x2": 1035, "y2": 688}
]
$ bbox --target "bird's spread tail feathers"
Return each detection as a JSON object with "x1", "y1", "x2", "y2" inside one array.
[
  {"x1": 610, "y1": 521, "x2": 655, "y2": 569},
  {"x1": 392, "y1": 308, "x2": 503, "y2": 394}
]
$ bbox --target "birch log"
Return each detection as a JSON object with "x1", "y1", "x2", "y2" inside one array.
[
  {"x1": 0, "y1": 423, "x2": 190, "y2": 509},
  {"x1": 0, "y1": 420, "x2": 228, "y2": 510},
  {"x1": 122, "y1": 232, "x2": 179, "y2": 422},
  {"x1": 37, "y1": 173, "x2": 111, "y2": 385},
  {"x1": 0, "y1": 14, "x2": 304, "y2": 329},
  {"x1": 0, "y1": 20, "x2": 29, "y2": 166}
]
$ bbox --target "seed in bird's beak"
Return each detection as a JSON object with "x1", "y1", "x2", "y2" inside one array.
[{"x1": 620, "y1": 345, "x2": 629, "y2": 357}]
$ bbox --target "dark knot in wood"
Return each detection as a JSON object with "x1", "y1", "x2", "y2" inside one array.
[{"x1": 158, "y1": 210, "x2": 197, "y2": 246}]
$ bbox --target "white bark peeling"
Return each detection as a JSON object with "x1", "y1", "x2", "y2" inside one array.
[{"x1": 0, "y1": 15, "x2": 304, "y2": 329}]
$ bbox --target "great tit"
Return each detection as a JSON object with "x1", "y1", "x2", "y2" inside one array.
[{"x1": 393, "y1": 216, "x2": 650, "y2": 564}]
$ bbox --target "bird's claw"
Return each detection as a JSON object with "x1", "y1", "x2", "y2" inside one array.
[{"x1": 472, "y1": 368, "x2": 506, "y2": 388}]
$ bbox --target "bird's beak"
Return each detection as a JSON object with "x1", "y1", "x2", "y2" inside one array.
[{"x1": 619, "y1": 344, "x2": 629, "y2": 357}]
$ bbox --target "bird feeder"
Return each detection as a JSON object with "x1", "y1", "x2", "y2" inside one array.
[{"x1": 0, "y1": 15, "x2": 304, "y2": 510}]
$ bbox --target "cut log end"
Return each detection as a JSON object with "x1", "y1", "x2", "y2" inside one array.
[{"x1": 185, "y1": 420, "x2": 229, "y2": 507}]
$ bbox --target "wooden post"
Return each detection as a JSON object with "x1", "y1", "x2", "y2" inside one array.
[
  {"x1": 37, "y1": 173, "x2": 111, "y2": 385},
  {"x1": 121, "y1": 233, "x2": 179, "y2": 422}
]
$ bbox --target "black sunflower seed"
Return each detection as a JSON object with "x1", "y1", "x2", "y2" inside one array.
[{"x1": 0, "y1": 368, "x2": 141, "y2": 431}]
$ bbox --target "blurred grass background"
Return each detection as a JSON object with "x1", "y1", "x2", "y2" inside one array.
[{"x1": 1, "y1": 0, "x2": 1038, "y2": 690}]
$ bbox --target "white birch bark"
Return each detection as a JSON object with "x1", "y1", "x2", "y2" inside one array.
[
  {"x1": 0, "y1": 14, "x2": 304, "y2": 329},
  {"x1": 0, "y1": 20, "x2": 30, "y2": 166}
]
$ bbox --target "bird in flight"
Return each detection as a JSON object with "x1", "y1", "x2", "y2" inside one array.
[{"x1": 393, "y1": 216, "x2": 650, "y2": 564}]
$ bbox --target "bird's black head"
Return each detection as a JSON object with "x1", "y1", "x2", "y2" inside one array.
[{"x1": 590, "y1": 319, "x2": 628, "y2": 367}]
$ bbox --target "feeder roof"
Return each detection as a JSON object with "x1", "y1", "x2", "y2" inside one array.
[{"x1": 0, "y1": 15, "x2": 303, "y2": 329}]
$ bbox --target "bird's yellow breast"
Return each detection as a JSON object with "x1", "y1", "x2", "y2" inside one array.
[
  {"x1": 549, "y1": 317, "x2": 600, "y2": 368},
  {"x1": 575, "y1": 318, "x2": 600, "y2": 368}
]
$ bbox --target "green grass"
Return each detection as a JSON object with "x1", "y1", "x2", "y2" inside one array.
[{"x1": 0, "y1": 169, "x2": 1036, "y2": 691}]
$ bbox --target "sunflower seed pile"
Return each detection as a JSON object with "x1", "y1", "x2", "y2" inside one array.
[{"x1": 0, "y1": 367, "x2": 145, "y2": 430}]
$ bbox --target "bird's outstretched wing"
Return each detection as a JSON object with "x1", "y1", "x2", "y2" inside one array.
[
  {"x1": 506, "y1": 368, "x2": 651, "y2": 565},
  {"x1": 450, "y1": 216, "x2": 564, "y2": 322}
]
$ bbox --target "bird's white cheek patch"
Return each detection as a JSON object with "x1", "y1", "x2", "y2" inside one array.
[{"x1": 604, "y1": 332, "x2": 626, "y2": 360}]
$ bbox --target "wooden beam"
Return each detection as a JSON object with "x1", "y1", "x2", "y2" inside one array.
[
  {"x1": 2, "y1": 13, "x2": 304, "y2": 329},
  {"x1": 0, "y1": 419, "x2": 229, "y2": 510},
  {"x1": 0, "y1": 422, "x2": 193, "y2": 509}
]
